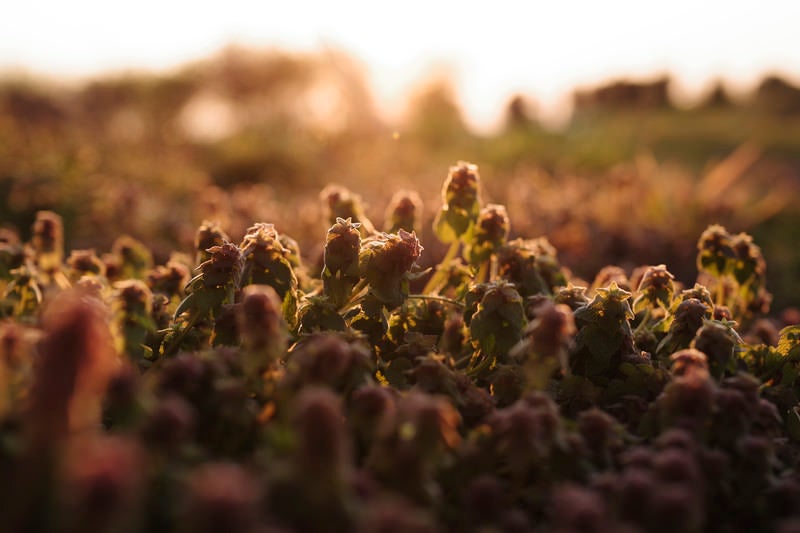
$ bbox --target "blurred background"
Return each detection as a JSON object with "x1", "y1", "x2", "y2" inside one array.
[{"x1": 1, "y1": 0, "x2": 799, "y2": 310}]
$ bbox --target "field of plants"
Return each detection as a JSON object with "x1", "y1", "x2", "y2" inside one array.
[{"x1": 2, "y1": 49, "x2": 800, "y2": 532}]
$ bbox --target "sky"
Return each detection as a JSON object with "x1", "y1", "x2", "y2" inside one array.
[{"x1": 2, "y1": 0, "x2": 800, "y2": 129}]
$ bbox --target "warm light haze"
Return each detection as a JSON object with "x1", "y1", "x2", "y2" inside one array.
[{"x1": 2, "y1": 0, "x2": 799, "y2": 128}]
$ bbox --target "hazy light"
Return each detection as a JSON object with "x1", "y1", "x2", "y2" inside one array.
[{"x1": 2, "y1": 0, "x2": 800, "y2": 129}]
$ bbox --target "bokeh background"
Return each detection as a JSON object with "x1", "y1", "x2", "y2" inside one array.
[{"x1": 2, "y1": 0, "x2": 800, "y2": 310}]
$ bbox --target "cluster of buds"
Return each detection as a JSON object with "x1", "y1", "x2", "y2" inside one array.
[{"x1": 359, "y1": 230, "x2": 423, "y2": 309}]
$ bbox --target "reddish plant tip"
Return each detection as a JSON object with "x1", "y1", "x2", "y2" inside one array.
[
  {"x1": 447, "y1": 161, "x2": 480, "y2": 192},
  {"x1": 325, "y1": 218, "x2": 361, "y2": 270},
  {"x1": 115, "y1": 279, "x2": 153, "y2": 313},
  {"x1": 292, "y1": 387, "x2": 351, "y2": 476},
  {"x1": 185, "y1": 462, "x2": 260, "y2": 533},
  {"x1": 65, "y1": 435, "x2": 144, "y2": 516},
  {"x1": 477, "y1": 204, "x2": 510, "y2": 241},
  {"x1": 195, "y1": 220, "x2": 230, "y2": 252},
  {"x1": 32, "y1": 210, "x2": 63, "y2": 251},
  {"x1": 199, "y1": 241, "x2": 244, "y2": 288},
  {"x1": 30, "y1": 289, "x2": 116, "y2": 443},
  {"x1": 669, "y1": 348, "x2": 709, "y2": 378},
  {"x1": 67, "y1": 249, "x2": 106, "y2": 277},
  {"x1": 386, "y1": 190, "x2": 423, "y2": 233}
]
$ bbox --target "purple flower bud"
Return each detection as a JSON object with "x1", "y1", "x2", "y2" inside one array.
[
  {"x1": 195, "y1": 220, "x2": 230, "y2": 264},
  {"x1": 31, "y1": 210, "x2": 63, "y2": 273},
  {"x1": 67, "y1": 249, "x2": 106, "y2": 279},
  {"x1": 30, "y1": 290, "x2": 116, "y2": 443},
  {"x1": 184, "y1": 462, "x2": 261, "y2": 533},
  {"x1": 548, "y1": 484, "x2": 609, "y2": 533},
  {"x1": 147, "y1": 260, "x2": 190, "y2": 297},
  {"x1": 669, "y1": 349, "x2": 709, "y2": 378},
  {"x1": 293, "y1": 387, "x2": 351, "y2": 479},
  {"x1": 385, "y1": 189, "x2": 423, "y2": 234},
  {"x1": 199, "y1": 242, "x2": 244, "y2": 288},
  {"x1": 237, "y1": 285, "x2": 287, "y2": 373}
]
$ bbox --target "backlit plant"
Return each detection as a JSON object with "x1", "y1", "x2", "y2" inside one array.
[{"x1": 0, "y1": 160, "x2": 798, "y2": 533}]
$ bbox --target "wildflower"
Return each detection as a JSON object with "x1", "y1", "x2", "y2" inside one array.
[
  {"x1": 463, "y1": 203, "x2": 510, "y2": 266},
  {"x1": 239, "y1": 223, "x2": 297, "y2": 300},
  {"x1": 31, "y1": 210, "x2": 63, "y2": 275},
  {"x1": 322, "y1": 217, "x2": 362, "y2": 307},
  {"x1": 111, "y1": 235, "x2": 153, "y2": 280},
  {"x1": 320, "y1": 184, "x2": 376, "y2": 236},
  {"x1": 30, "y1": 289, "x2": 116, "y2": 443},
  {"x1": 236, "y1": 284, "x2": 287, "y2": 375},
  {"x1": 359, "y1": 230, "x2": 423, "y2": 308},
  {"x1": 633, "y1": 264, "x2": 675, "y2": 312},
  {"x1": 194, "y1": 220, "x2": 230, "y2": 265},
  {"x1": 385, "y1": 189, "x2": 423, "y2": 234},
  {"x1": 433, "y1": 161, "x2": 482, "y2": 243}
]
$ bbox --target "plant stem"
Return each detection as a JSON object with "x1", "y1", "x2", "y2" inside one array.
[
  {"x1": 406, "y1": 294, "x2": 465, "y2": 309},
  {"x1": 422, "y1": 240, "x2": 461, "y2": 295},
  {"x1": 339, "y1": 278, "x2": 369, "y2": 313}
]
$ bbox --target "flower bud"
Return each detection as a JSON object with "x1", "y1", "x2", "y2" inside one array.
[
  {"x1": 359, "y1": 230, "x2": 422, "y2": 308},
  {"x1": 67, "y1": 249, "x2": 106, "y2": 280},
  {"x1": 31, "y1": 210, "x2": 63, "y2": 274},
  {"x1": 195, "y1": 220, "x2": 230, "y2": 265},
  {"x1": 464, "y1": 204, "x2": 510, "y2": 266},
  {"x1": 320, "y1": 184, "x2": 376, "y2": 236},
  {"x1": 111, "y1": 235, "x2": 153, "y2": 280},
  {"x1": 633, "y1": 264, "x2": 675, "y2": 312},
  {"x1": 691, "y1": 320, "x2": 740, "y2": 377},
  {"x1": 147, "y1": 260, "x2": 190, "y2": 298},
  {"x1": 322, "y1": 217, "x2": 361, "y2": 307},
  {"x1": 30, "y1": 289, "x2": 116, "y2": 444},
  {"x1": 697, "y1": 224, "x2": 735, "y2": 277},
  {"x1": 64, "y1": 436, "x2": 143, "y2": 533},
  {"x1": 433, "y1": 161, "x2": 482, "y2": 243},
  {"x1": 385, "y1": 189, "x2": 423, "y2": 234},
  {"x1": 237, "y1": 285, "x2": 287, "y2": 373},
  {"x1": 183, "y1": 462, "x2": 260, "y2": 533},
  {"x1": 199, "y1": 242, "x2": 244, "y2": 289},
  {"x1": 239, "y1": 223, "x2": 297, "y2": 300},
  {"x1": 669, "y1": 349, "x2": 709, "y2": 378},
  {"x1": 548, "y1": 484, "x2": 609, "y2": 533},
  {"x1": 293, "y1": 387, "x2": 351, "y2": 480}
]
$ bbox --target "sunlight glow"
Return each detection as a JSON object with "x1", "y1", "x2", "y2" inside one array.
[{"x1": 2, "y1": 0, "x2": 799, "y2": 129}]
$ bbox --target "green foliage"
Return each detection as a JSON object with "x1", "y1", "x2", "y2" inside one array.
[{"x1": 0, "y1": 162, "x2": 797, "y2": 533}]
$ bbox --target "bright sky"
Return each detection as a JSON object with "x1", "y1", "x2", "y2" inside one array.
[{"x1": 2, "y1": 0, "x2": 800, "y2": 129}]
